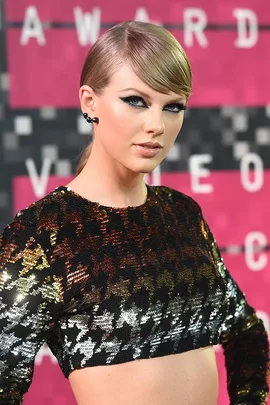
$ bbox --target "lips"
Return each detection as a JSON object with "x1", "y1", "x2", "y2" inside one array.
[
  {"x1": 136, "y1": 143, "x2": 162, "y2": 148},
  {"x1": 134, "y1": 144, "x2": 161, "y2": 157}
]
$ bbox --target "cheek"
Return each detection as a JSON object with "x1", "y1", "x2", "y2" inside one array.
[
  {"x1": 98, "y1": 107, "x2": 138, "y2": 150},
  {"x1": 101, "y1": 102, "x2": 129, "y2": 123},
  {"x1": 166, "y1": 115, "x2": 184, "y2": 138},
  {"x1": 176, "y1": 116, "x2": 184, "y2": 134},
  {"x1": 101, "y1": 105, "x2": 138, "y2": 136}
]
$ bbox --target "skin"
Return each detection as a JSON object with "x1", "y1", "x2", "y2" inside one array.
[
  {"x1": 69, "y1": 348, "x2": 218, "y2": 405},
  {"x1": 67, "y1": 62, "x2": 218, "y2": 404},
  {"x1": 67, "y1": 63, "x2": 186, "y2": 207}
]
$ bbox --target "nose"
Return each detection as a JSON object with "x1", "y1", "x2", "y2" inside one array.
[{"x1": 143, "y1": 111, "x2": 165, "y2": 136}]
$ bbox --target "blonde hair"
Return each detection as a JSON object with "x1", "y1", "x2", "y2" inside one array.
[{"x1": 76, "y1": 21, "x2": 192, "y2": 175}]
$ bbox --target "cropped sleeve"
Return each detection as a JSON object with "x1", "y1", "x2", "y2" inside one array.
[
  {"x1": 0, "y1": 212, "x2": 61, "y2": 404},
  {"x1": 197, "y1": 207, "x2": 269, "y2": 405}
]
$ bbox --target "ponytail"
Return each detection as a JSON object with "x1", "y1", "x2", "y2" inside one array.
[{"x1": 75, "y1": 142, "x2": 93, "y2": 175}]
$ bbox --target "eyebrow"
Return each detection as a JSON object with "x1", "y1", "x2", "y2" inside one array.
[{"x1": 119, "y1": 87, "x2": 186, "y2": 104}]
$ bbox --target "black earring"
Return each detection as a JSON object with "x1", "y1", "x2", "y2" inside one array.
[{"x1": 83, "y1": 113, "x2": 99, "y2": 124}]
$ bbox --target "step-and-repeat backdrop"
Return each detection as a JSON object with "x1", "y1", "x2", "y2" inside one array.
[{"x1": 0, "y1": 0, "x2": 269, "y2": 404}]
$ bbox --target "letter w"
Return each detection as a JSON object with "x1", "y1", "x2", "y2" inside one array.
[{"x1": 74, "y1": 7, "x2": 101, "y2": 46}]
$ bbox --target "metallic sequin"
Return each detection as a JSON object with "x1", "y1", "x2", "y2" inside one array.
[{"x1": 0, "y1": 185, "x2": 269, "y2": 404}]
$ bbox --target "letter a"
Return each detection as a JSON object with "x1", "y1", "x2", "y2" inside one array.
[{"x1": 21, "y1": 6, "x2": 46, "y2": 46}]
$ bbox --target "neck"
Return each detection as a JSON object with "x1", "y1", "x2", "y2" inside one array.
[{"x1": 70, "y1": 162, "x2": 148, "y2": 208}]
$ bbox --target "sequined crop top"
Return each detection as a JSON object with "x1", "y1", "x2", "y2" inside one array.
[{"x1": 0, "y1": 185, "x2": 269, "y2": 404}]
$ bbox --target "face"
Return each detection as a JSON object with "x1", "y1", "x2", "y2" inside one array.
[{"x1": 80, "y1": 63, "x2": 186, "y2": 175}]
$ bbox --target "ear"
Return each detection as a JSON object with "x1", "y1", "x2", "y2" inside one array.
[{"x1": 79, "y1": 85, "x2": 97, "y2": 115}]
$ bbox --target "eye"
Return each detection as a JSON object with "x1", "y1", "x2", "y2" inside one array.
[
  {"x1": 164, "y1": 103, "x2": 187, "y2": 113},
  {"x1": 119, "y1": 96, "x2": 147, "y2": 108}
]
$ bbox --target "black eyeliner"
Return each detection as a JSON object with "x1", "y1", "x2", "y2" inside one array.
[
  {"x1": 174, "y1": 103, "x2": 187, "y2": 111},
  {"x1": 119, "y1": 96, "x2": 147, "y2": 106},
  {"x1": 120, "y1": 95, "x2": 186, "y2": 112}
]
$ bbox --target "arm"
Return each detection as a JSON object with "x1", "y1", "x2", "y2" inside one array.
[
  {"x1": 0, "y1": 212, "x2": 61, "y2": 404},
  {"x1": 197, "y1": 208, "x2": 269, "y2": 405}
]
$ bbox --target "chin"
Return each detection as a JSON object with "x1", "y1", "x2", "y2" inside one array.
[{"x1": 128, "y1": 161, "x2": 160, "y2": 174}]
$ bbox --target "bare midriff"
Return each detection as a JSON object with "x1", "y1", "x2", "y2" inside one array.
[{"x1": 68, "y1": 346, "x2": 219, "y2": 405}]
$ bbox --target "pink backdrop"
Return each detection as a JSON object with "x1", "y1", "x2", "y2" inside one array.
[{"x1": 5, "y1": 0, "x2": 270, "y2": 107}]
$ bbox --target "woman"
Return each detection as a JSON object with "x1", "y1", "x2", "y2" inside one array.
[{"x1": 0, "y1": 21, "x2": 269, "y2": 405}]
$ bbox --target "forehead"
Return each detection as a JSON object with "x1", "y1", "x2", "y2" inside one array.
[{"x1": 108, "y1": 64, "x2": 146, "y2": 87}]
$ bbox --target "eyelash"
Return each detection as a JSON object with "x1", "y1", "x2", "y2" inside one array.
[{"x1": 119, "y1": 96, "x2": 186, "y2": 113}]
